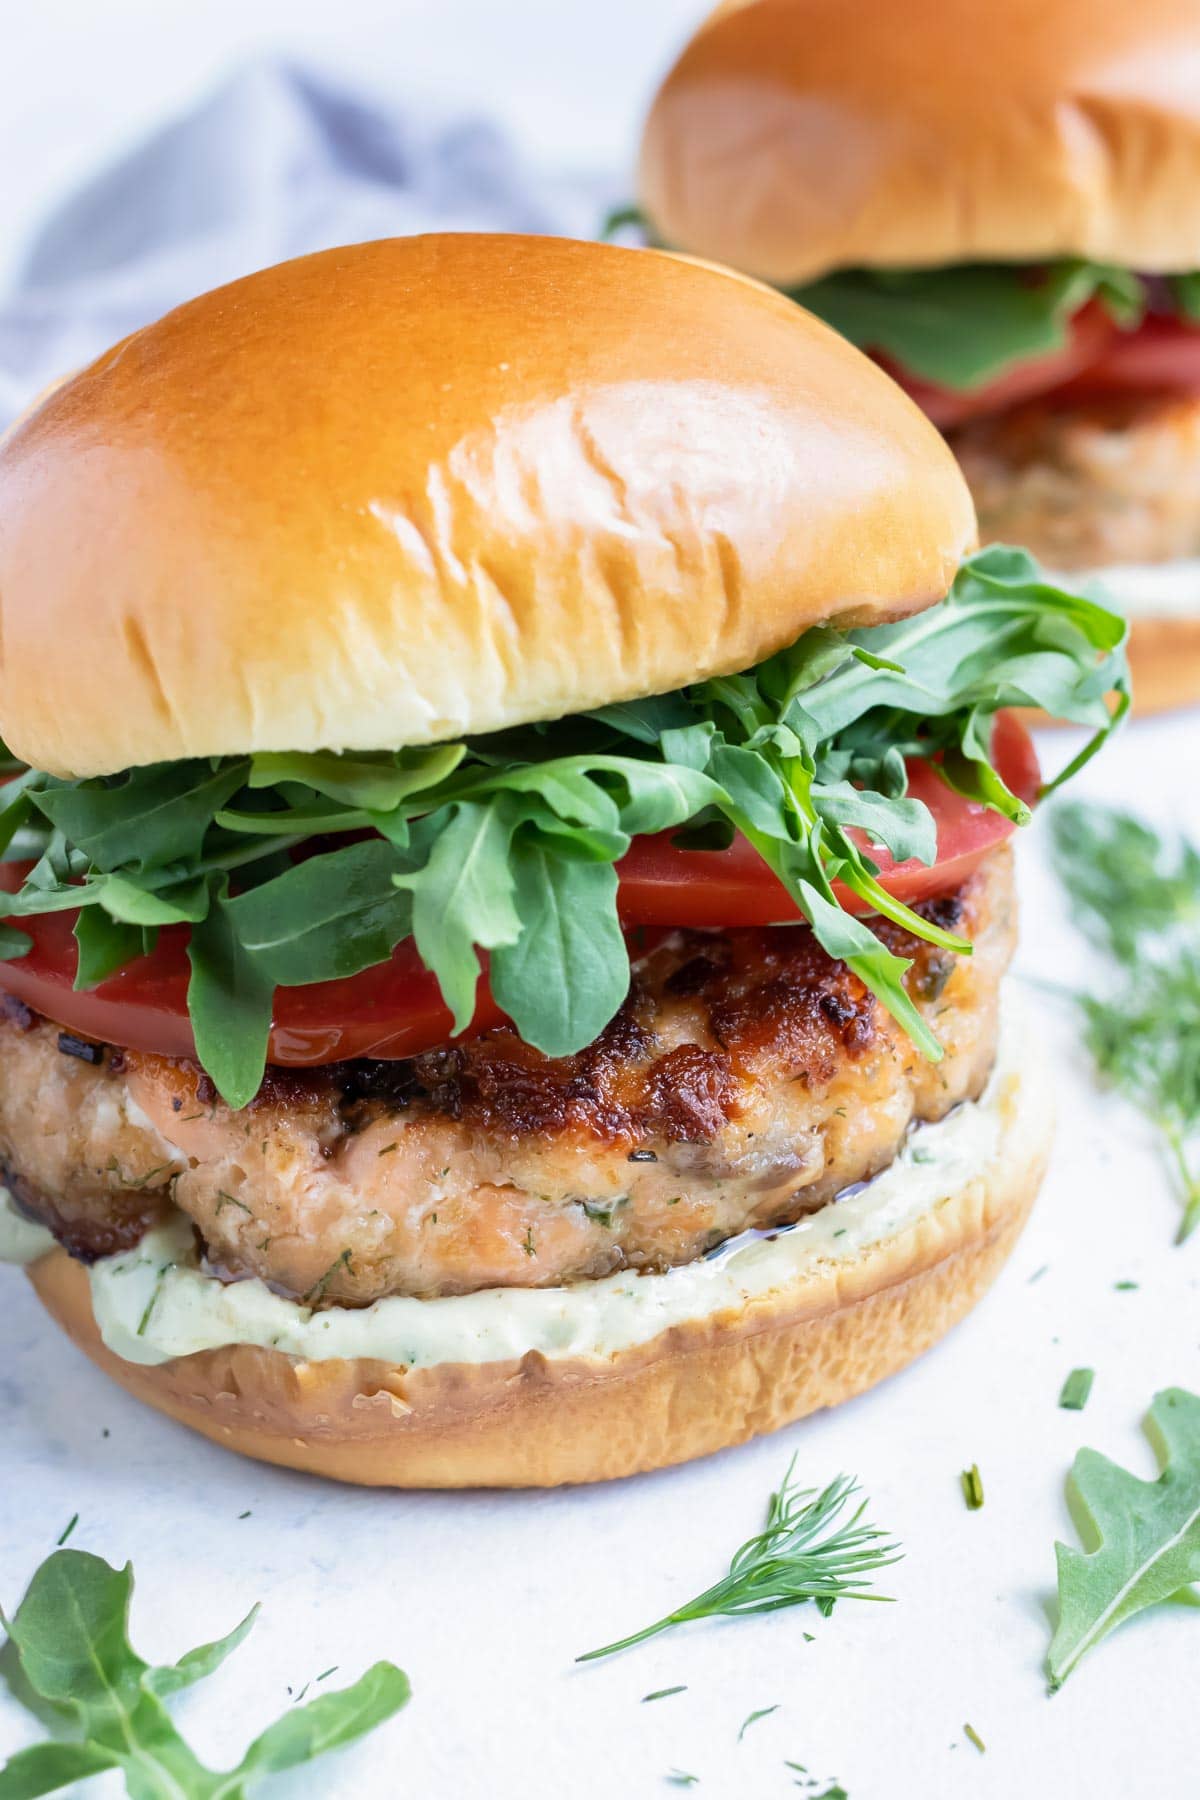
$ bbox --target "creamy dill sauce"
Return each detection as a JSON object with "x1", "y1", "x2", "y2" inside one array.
[
  {"x1": 67, "y1": 1001, "x2": 1042, "y2": 1372},
  {"x1": 0, "y1": 1191, "x2": 54, "y2": 1265},
  {"x1": 1060, "y1": 559, "x2": 1200, "y2": 619}
]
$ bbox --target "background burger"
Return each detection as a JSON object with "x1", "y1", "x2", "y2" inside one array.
[
  {"x1": 637, "y1": 0, "x2": 1200, "y2": 714},
  {"x1": 0, "y1": 234, "x2": 1125, "y2": 1487}
]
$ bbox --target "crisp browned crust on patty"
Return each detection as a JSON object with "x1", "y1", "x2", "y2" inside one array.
[
  {"x1": 952, "y1": 390, "x2": 1200, "y2": 569},
  {"x1": 0, "y1": 847, "x2": 1014, "y2": 1304}
]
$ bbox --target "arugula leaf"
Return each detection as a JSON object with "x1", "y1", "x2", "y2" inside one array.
[
  {"x1": 399, "y1": 803, "x2": 522, "y2": 1033},
  {"x1": 187, "y1": 886, "x2": 276, "y2": 1111},
  {"x1": 1048, "y1": 1388, "x2": 1200, "y2": 1689},
  {"x1": 788, "y1": 260, "x2": 1148, "y2": 390},
  {"x1": 490, "y1": 842, "x2": 627, "y2": 1056},
  {"x1": 0, "y1": 549, "x2": 1127, "y2": 1106},
  {"x1": 34, "y1": 762, "x2": 248, "y2": 873},
  {"x1": 1171, "y1": 273, "x2": 1200, "y2": 322},
  {"x1": 1049, "y1": 805, "x2": 1200, "y2": 1239},
  {"x1": 226, "y1": 841, "x2": 415, "y2": 986},
  {"x1": 0, "y1": 1548, "x2": 410, "y2": 1799}
]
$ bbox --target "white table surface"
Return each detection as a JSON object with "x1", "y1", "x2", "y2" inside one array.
[{"x1": 3, "y1": 5, "x2": 1200, "y2": 1796}]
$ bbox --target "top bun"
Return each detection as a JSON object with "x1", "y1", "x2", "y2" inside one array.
[
  {"x1": 0, "y1": 234, "x2": 971, "y2": 778},
  {"x1": 640, "y1": 0, "x2": 1200, "y2": 285}
]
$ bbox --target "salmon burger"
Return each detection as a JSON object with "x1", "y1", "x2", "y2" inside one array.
[
  {"x1": 0, "y1": 234, "x2": 1126, "y2": 1486},
  {"x1": 636, "y1": 0, "x2": 1200, "y2": 712}
]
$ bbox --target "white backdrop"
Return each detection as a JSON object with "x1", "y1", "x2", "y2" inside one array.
[{"x1": 2, "y1": 5, "x2": 1200, "y2": 1797}]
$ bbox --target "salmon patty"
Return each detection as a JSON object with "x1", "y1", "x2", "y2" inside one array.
[
  {"x1": 953, "y1": 390, "x2": 1200, "y2": 570},
  {"x1": 0, "y1": 847, "x2": 1014, "y2": 1303}
]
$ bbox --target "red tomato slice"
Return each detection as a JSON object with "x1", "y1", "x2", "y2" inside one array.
[
  {"x1": 1045, "y1": 313, "x2": 1200, "y2": 402},
  {"x1": 885, "y1": 301, "x2": 1121, "y2": 428},
  {"x1": 616, "y1": 711, "x2": 1039, "y2": 927},
  {"x1": 0, "y1": 881, "x2": 506, "y2": 1067},
  {"x1": 889, "y1": 306, "x2": 1200, "y2": 427},
  {"x1": 0, "y1": 714, "x2": 1039, "y2": 1065}
]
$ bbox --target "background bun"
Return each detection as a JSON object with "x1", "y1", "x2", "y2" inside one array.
[
  {"x1": 0, "y1": 234, "x2": 971, "y2": 778},
  {"x1": 640, "y1": 0, "x2": 1200, "y2": 284},
  {"x1": 25, "y1": 1049, "x2": 1049, "y2": 1488}
]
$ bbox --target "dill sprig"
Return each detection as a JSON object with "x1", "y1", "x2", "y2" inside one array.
[
  {"x1": 1049, "y1": 804, "x2": 1200, "y2": 1240},
  {"x1": 577, "y1": 1463, "x2": 900, "y2": 1662}
]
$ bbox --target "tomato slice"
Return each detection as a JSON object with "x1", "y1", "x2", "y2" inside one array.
[
  {"x1": 885, "y1": 301, "x2": 1120, "y2": 428},
  {"x1": 888, "y1": 305, "x2": 1200, "y2": 427},
  {"x1": 1044, "y1": 313, "x2": 1200, "y2": 403},
  {"x1": 0, "y1": 881, "x2": 506, "y2": 1067},
  {"x1": 0, "y1": 715, "x2": 1039, "y2": 1065},
  {"x1": 616, "y1": 711, "x2": 1038, "y2": 926}
]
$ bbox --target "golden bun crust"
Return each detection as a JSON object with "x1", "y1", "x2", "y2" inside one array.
[
  {"x1": 26, "y1": 1053, "x2": 1050, "y2": 1488},
  {"x1": 0, "y1": 234, "x2": 971, "y2": 778},
  {"x1": 640, "y1": 0, "x2": 1200, "y2": 283},
  {"x1": 1126, "y1": 615, "x2": 1200, "y2": 714}
]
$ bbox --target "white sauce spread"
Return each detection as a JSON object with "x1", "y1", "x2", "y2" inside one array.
[
  {"x1": 0, "y1": 1190, "x2": 54, "y2": 1266},
  {"x1": 1058, "y1": 558, "x2": 1200, "y2": 619},
  {"x1": 56, "y1": 997, "x2": 1043, "y2": 1372}
]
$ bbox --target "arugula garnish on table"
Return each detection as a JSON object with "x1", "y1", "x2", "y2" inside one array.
[
  {"x1": 1048, "y1": 1388, "x2": 1200, "y2": 1690},
  {"x1": 577, "y1": 1462, "x2": 899, "y2": 1662},
  {"x1": 0, "y1": 548, "x2": 1126, "y2": 1108},
  {"x1": 0, "y1": 1548, "x2": 409, "y2": 1798},
  {"x1": 1049, "y1": 804, "x2": 1200, "y2": 1240}
]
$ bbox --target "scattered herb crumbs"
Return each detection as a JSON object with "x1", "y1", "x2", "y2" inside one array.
[
  {"x1": 290, "y1": 1683, "x2": 310, "y2": 1705},
  {"x1": 812, "y1": 1786, "x2": 848, "y2": 1799},
  {"x1": 1114, "y1": 1280, "x2": 1139, "y2": 1291},
  {"x1": 964, "y1": 1724, "x2": 986, "y2": 1753},
  {"x1": 523, "y1": 1227, "x2": 536, "y2": 1257},
  {"x1": 578, "y1": 1461, "x2": 899, "y2": 1661},
  {"x1": 642, "y1": 1686, "x2": 687, "y2": 1703},
  {"x1": 784, "y1": 1763, "x2": 806, "y2": 1775},
  {"x1": 737, "y1": 1705, "x2": 779, "y2": 1740},
  {"x1": 910, "y1": 1146, "x2": 934, "y2": 1164},
  {"x1": 960, "y1": 1465, "x2": 985, "y2": 1510},
  {"x1": 667, "y1": 1772, "x2": 699, "y2": 1787},
  {"x1": 377, "y1": 1142, "x2": 398, "y2": 1157},
  {"x1": 56, "y1": 1513, "x2": 79, "y2": 1547},
  {"x1": 238, "y1": 1510, "x2": 252, "y2": 1520},
  {"x1": 803, "y1": 1632, "x2": 815, "y2": 1643},
  {"x1": 1059, "y1": 1368, "x2": 1095, "y2": 1412},
  {"x1": 1028, "y1": 1264, "x2": 1050, "y2": 1283}
]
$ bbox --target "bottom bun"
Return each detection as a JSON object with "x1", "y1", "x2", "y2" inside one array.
[
  {"x1": 26, "y1": 1023, "x2": 1052, "y2": 1489},
  {"x1": 1125, "y1": 615, "x2": 1200, "y2": 716}
]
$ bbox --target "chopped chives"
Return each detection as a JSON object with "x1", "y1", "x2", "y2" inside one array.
[
  {"x1": 1059, "y1": 1368, "x2": 1095, "y2": 1411},
  {"x1": 964, "y1": 1723, "x2": 986, "y2": 1753},
  {"x1": 960, "y1": 1464, "x2": 984, "y2": 1510}
]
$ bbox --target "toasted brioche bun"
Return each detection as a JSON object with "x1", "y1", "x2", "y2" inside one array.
[
  {"x1": 0, "y1": 234, "x2": 972, "y2": 779},
  {"x1": 640, "y1": 0, "x2": 1200, "y2": 284},
  {"x1": 1124, "y1": 615, "x2": 1200, "y2": 714},
  {"x1": 24, "y1": 1039, "x2": 1049, "y2": 1488}
]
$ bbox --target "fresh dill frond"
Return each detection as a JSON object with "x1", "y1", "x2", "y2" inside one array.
[
  {"x1": 1049, "y1": 803, "x2": 1200, "y2": 1240},
  {"x1": 577, "y1": 1462, "x2": 900, "y2": 1662}
]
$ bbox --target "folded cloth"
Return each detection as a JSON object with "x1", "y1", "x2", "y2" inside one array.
[{"x1": 0, "y1": 58, "x2": 606, "y2": 425}]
